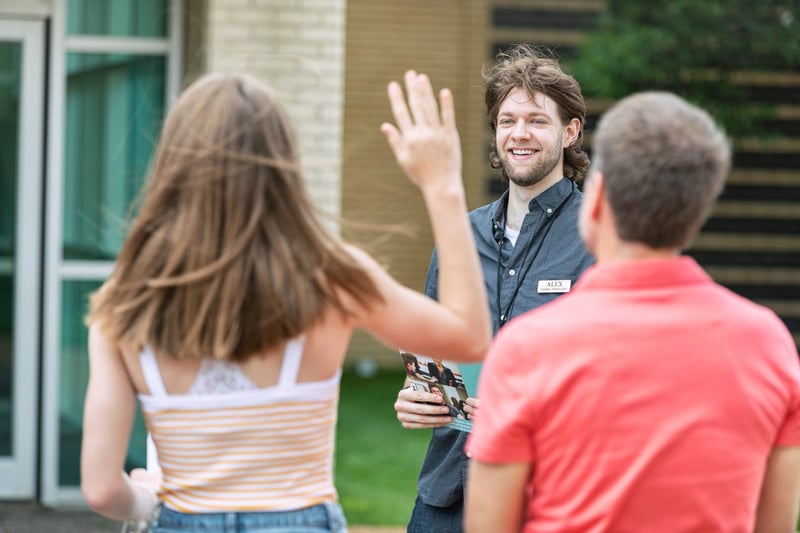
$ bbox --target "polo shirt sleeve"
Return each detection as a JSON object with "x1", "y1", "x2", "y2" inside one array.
[
  {"x1": 466, "y1": 322, "x2": 539, "y2": 464},
  {"x1": 775, "y1": 338, "x2": 800, "y2": 447}
]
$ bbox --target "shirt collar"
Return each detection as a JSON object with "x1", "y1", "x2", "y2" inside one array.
[
  {"x1": 490, "y1": 177, "x2": 576, "y2": 229},
  {"x1": 575, "y1": 256, "x2": 713, "y2": 291}
]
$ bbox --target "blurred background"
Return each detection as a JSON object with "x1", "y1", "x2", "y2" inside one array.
[{"x1": 0, "y1": 0, "x2": 797, "y2": 524}]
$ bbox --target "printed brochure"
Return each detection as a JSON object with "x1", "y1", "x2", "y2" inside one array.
[{"x1": 400, "y1": 350, "x2": 472, "y2": 432}]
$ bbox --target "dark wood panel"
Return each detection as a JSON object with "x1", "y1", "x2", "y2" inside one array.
[
  {"x1": 493, "y1": 8, "x2": 599, "y2": 30},
  {"x1": 742, "y1": 85, "x2": 800, "y2": 105},
  {"x1": 721, "y1": 283, "x2": 800, "y2": 300},
  {"x1": 720, "y1": 184, "x2": 800, "y2": 202},
  {"x1": 491, "y1": 41, "x2": 579, "y2": 60},
  {"x1": 686, "y1": 250, "x2": 800, "y2": 268},
  {"x1": 701, "y1": 217, "x2": 800, "y2": 233},
  {"x1": 734, "y1": 152, "x2": 800, "y2": 169}
]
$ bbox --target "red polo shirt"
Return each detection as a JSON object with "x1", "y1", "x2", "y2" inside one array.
[{"x1": 468, "y1": 257, "x2": 800, "y2": 532}]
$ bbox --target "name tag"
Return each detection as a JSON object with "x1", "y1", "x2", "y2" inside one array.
[{"x1": 537, "y1": 279, "x2": 571, "y2": 293}]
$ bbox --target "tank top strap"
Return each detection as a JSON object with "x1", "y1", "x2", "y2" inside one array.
[
  {"x1": 139, "y1": 345, "x2": 168, "y2": 397},
  {"x1": 277, "y1": 335, "x2": 305, "y2": 388}
]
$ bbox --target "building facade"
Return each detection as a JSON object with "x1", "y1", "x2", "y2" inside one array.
[
  {"x1": 0, "y1": 0, "x2": 797, "y2": 509},
  {"x1": 0, "y1": 0, "x2": 490, "y2": 508}
]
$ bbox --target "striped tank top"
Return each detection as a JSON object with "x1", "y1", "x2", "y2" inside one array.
[{"x1": 137, "y1": 336, "x2": 341, "y2": 513}]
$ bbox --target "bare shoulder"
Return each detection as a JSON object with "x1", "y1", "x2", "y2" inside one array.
[
  {"x1": 88, "y1": 322, "x2": 115, "y2": 355},
  {"x1": 342, "y1": 243, "x2": 382, "y2": 271},
  {"x1": 296, "y1": 310, "x2": 353, "y2": 380}
]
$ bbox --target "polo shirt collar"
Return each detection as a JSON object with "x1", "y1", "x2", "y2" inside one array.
[{"x1": 576, "y1": 256, "x2": 713, "y2": 291}]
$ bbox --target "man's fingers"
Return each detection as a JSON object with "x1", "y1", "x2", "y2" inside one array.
[
  {"x1": 395, "y1": 392, "x2": 452, "y2": 429},
  {"x1": 400, "y1": 419, "x2": 451, "y2": 430},
  {"x1": 397, "y1": 388, "x2": 443, "y2": 405},
  {"x1": 398, "y1": 410, "x2": 453, "y2": 429},
  {"x1": 395, "y1": 399, "x2": 438, "y2": 414}
]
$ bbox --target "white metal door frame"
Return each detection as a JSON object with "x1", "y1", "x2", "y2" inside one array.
[
  {"x1": 0, "y1": 18, "x2": 45, "y2": 500},
  {"x1": 40, "y1": 0, "x2": 183, "y2": 507}
]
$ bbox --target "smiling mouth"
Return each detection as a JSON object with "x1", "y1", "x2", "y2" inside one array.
[{"x1": 510, "y1": 148, "x2": 535, "y2": 156}]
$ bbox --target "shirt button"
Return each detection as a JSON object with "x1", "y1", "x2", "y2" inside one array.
[
  {"x1": 509, "y1": 269, "x2": 516, "y2": 276},
  {"x1": 546, "y1": 207, "x2": 553, "y2": 214}
]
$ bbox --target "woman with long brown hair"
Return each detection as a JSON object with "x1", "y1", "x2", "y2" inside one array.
[{"x1": 80, "y1": 70, "x2": 490, "y2": 532}]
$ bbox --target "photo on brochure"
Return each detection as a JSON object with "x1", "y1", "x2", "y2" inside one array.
[{"x1": 400, "y1": 350, "x2": 472, "y2": 432}]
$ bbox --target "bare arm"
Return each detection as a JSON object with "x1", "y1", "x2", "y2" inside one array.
[
  {"x1": 754, "y1": 446, "x2": 800, "y2": 533},
  {"x1": 81, "y1": 325, "x2": 159, "y2": 521},
  {"x1": 465, "y1": 459, "x2": 531, "y2": 533},
  {"x1": 356, "y1": 71, "x2": 490, "y2": 363}
]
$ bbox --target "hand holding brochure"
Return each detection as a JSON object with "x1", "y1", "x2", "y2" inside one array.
[{"x1": 400, "y1": 350, "x2": 473, "y2": 432}]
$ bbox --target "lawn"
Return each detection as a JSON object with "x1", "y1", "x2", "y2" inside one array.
[{"x1": 335, "y1": 367, "x2": 431, "y2": 526}]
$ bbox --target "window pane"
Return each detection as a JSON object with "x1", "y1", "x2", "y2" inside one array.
[
  {"x1": 0, "y1": 41, "x2": 21, "y2": 457},
  {"x1": 59, "y1": 280, "x2": 147, "y2": 487},
  {"x1": 63, "y1": 53, "x2": 165, "y2": 260},
  {"x1": 67, "y1": 0, "x2": 169, "y2": 38}
]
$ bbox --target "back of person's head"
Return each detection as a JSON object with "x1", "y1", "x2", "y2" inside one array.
[
  {"x1": 484, "y1": 43, "x2": 589, "y2": 182},
  {"x1": 591, "y1": 91, "x2": 730, "y2": 249},
  {"x1": 88, "y1": 73, "x2": 381, "y2": 360}
]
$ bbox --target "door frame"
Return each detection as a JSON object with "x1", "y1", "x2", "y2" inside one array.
[
  {"x1": 0, "y1": 17, "x2": 45, "y2": 499},
  {"x1": 40, "y1": 0, "x2": 183, "y2": 506}
]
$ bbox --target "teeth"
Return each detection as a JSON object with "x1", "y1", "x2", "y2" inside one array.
[{"x1": 512, "y1": 149, "x2": 533, "y2": 155}]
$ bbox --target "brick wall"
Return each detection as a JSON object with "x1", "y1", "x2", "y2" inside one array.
[{"x1": 200, "y1": 0, "x2": 347, "y2": 216}]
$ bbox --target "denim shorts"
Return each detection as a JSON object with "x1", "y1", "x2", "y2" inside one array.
[{"x1": 150, "y1": 502, "x2": 348, "y2": 533}]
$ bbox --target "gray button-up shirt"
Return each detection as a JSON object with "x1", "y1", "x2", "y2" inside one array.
[{"x1": 417, "y1": 177, "x2": 594, "y2": 507}]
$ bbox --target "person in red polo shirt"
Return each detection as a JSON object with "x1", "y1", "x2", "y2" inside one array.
[{"x1": 465, "y1": 91, "x2": 800, "y2": 533}]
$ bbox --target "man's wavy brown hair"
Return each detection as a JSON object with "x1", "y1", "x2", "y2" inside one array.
[{"x1": 88, "y1": 74, "x2": 382, "y2": 361}]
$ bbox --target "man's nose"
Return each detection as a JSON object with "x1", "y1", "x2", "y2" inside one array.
[{"x1": 511, "y1": 118, "x2": 530, "y2": 139}]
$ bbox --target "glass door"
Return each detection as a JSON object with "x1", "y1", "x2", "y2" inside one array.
[{"x1": 0, "y1": 19, "x2": 44, "y2": 499}]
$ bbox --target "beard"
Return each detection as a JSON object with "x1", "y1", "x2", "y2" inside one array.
[{"x1": 500, "y1": 133, "x2": 564, "y2": 188}]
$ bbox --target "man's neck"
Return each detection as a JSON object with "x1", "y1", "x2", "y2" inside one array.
[{"x1": 504, "y1": 174, "x2": 563, "y2": 230}]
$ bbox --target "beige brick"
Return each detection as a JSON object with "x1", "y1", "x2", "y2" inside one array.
[{"x1": 205, "y1": 0, "x2": 346, "y2": 225}]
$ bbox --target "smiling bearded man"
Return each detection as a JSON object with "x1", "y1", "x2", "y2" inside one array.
[{"x1": 393, "y1": 43, "x2": 595, "y2": 533}]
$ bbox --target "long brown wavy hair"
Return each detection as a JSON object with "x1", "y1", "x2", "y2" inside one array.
[{"x1": 88, "y1": 74, "x2": 382, "y2": 361}]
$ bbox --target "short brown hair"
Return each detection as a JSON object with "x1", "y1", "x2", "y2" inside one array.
[
  {"x1": 590, "y1": 91, "x2": 730, "y2": 249},
  {"x1": 88, "y1": 74, "x2": 382, "y2": 361},
  {"x1": 484, "y1": 44, "x2": 589, "y2": 182}
]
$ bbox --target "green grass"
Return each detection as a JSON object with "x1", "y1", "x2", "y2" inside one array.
[{"x1": 335, "y1": 367, "x2": 431, "y2": 526}]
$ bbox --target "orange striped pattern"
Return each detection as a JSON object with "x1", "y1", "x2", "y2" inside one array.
[{"x1": 139, "y1": 380, "x2": 340, "y2": 513}]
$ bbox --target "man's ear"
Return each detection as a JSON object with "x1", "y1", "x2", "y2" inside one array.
[
  {"x1": 585, "y1": 171, "x2": 606, "y2": 222},
  {"x1": 563, "y1": 118, "x2": 581, "y2": 148}
]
